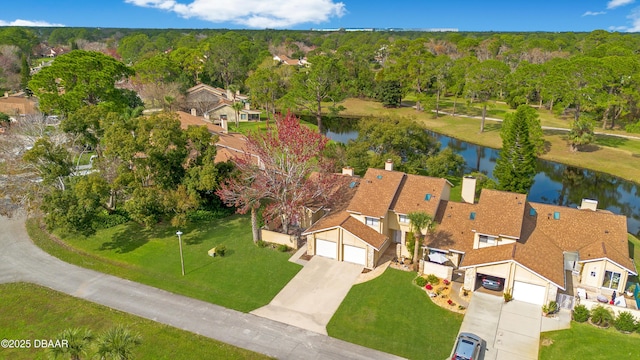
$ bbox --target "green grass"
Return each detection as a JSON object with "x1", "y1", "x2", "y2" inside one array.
[
  {"x1": 26, "y1": 215, "x2": 301, "y2": 312},
  {"x1": 327, "y1": 268, "x2": 463, "y2": 360},
  {"x1": 0, "y1": 283, "x2": 270, "y2": 360},
  {"x1": 235, "y1": 119, "x2": 319, "y2": 136},
  {"x1": 540, "y1": 321, "x2": 640, "y2": 359}
]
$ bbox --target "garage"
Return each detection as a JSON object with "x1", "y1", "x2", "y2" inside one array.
[
  {"x1": 343, "y1": 244, "x2": 366, "y2": 265},
  {"x1": 315, "y1": 239, "x2": 337, "y2": 259},
  {"x1": 513, "y1": 281, "x2": 546, "y2": 305}
]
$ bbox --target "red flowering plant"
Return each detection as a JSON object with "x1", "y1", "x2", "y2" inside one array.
[
  {"x1": 447, "y1": 299, "x2": 454, "y2": 305},
  {"x1": 425, "y1": 284, "x2": 433, "y2": 290},
  {"x1": 443, "y1": 279, "x2": 450, "y2": 285}
]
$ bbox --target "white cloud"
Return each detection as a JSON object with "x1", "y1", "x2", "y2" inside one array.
[
  {"x1": 609, "y1": 25, "x2": 629, "y2": 30},
  {"x1": 124, "y1": 0, "x2": 346, "y2": 28},
  {"x1": 608, "y1": 0, "x2": 635, "y2": 9},
  {"x1": 625, "y1": 7, "x2": 640, "y2": 31},
  {"x1": 582, "y1": 11, "x2": 607, "y2": 16},
  {"x1": 0, "y1": 19, "x2": 64, "y2": 27}
]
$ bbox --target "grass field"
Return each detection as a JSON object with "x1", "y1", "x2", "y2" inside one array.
[
  {"x1": 337, "y1": 98, "x2": 640, "y2": 182},
  {"x1": 26, "y1": 215, "x2": 301, "y2": 313},
  {"x1": 539, "y1": 321, "x2": 640, "y2": 359},
  {"x1": 327, "y1": 268, "x2": 463, "y2": 360},
  {"x1": 0, "y1": 283, "x2": 270, "y2": 360}
]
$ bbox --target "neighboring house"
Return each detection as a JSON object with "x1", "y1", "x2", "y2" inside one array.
[
  {"x1": 0, "y1": 92, "x2": 38, "y2": 117},
  {"x1": 302, "y1": 164, "x2": 637, "y2": 307},
  {"x1": 176, "y1": 111, "x2": 260, "y2": 165},
  {"x1": 273, "y1": 54, "x2": 309, "y2": 66},
  {"x1": 206, "y1": 100, "x2": 261, "y2": 123},
  {"x1": 183, "y1": 83, "x2": 258, "y2": 121}
]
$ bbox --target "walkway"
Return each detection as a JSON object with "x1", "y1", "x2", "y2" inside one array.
[
  {"x1": 0, "y1": 216, "x2": 404, "y2": 360},
  {"x1": 458, "y1": 292, "x2": 541, "y2": 360},
  {"x1": 433, "y1": 110, "x2": 640, "y2": 140},
  {"x1": 251, "y1": 256, "x2": 363, "y2": 334}
]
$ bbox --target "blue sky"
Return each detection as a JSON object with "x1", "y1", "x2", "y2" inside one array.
[{"x1": 2, "y1": 0, "x2": 640, "y2": 32}]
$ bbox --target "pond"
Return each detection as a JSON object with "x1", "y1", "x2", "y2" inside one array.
[{"x1": 319, "y1": 116, "x2": 640, "y2": 236}]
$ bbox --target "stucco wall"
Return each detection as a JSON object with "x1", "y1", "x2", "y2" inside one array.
[
  {"x1": 422, "y1": 260, "x2": 453, "y2": 280},
  {"x1": 580, "y1": 260, "x2": 628, "y2": 293},
  {"x1": 514, "y1": 265, "x2": 549, "y2": 287},
  {"x1": 261, "y1": 229, "x2": 299, "y2": 249},
  {"x1": 476, "y1": 263, "x2": 512, "y2": 279}
]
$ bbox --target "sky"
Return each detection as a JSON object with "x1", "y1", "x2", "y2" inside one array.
[{"x1": 2, "y1": 0, "x2": 640, "y2": 32}]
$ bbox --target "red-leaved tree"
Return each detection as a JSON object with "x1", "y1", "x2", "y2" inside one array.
[{"x1": 217, "y1": 111, "x2": 338, "y2": 242}]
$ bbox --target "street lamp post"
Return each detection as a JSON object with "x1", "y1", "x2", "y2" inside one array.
[{"x1": 176, "y1": 230, "x2": 185, "y2": 276}]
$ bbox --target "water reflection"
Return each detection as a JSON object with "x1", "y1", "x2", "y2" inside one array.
[{"x1": 320, "y1": 118, "x2": 640, "y2": 235}]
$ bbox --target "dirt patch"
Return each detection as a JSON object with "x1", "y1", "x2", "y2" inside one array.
[
  {"x1": 540, "y1": 337, "x2": 554, "y2": 347},
  {"x1": 299, "y1": 253, "x2": 313, "y2": 261}
]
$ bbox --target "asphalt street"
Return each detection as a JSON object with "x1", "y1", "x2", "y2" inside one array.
[{"x1": 0, "y1": 215, "x2": 404, "y2": 360}]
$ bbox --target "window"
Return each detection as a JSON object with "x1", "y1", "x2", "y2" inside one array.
[
  {"x1": 241, "y1": 113, "x2": 247, "y2": 120},
  {"x1": 365, "y1": 217, "x2": 379, "y2": 227},
  {"x1": 399, "y1": 215, "x2": 409, "y2": 224},
  {"x1": 602, "y1": 270, "x2": 621, "y2": 289},
  {"x1": 479, "y1": 235, "x2": 497, "y2": 245}
]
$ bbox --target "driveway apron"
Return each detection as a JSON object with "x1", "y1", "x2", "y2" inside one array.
[
  {"x1": 458, "y1": 292, "x2": 541, "y2": 360},
  {"x1": 0, "y1": 216, "x2": 403, "y2": 360},
  {"x1": 251, "y1": 255, "x2": 363, "y2": 334}
]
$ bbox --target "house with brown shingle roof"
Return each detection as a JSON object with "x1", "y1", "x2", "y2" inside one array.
[
  {"x1": 183, "y1": 83, "x2": 259, "y2": 121},
  {"x1": 303, "y1": 165, "x2": 637, "y2": 307},
  {"x1": 175, "y1": 111, "x2": 260, "y2": 165},
  {"x1": 302, "y1": 161, "x2": 453, "y2": 269}
]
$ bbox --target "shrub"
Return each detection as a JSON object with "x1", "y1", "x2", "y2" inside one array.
[
  {"x1": 590, "y1": 305, "x2": 614, "y2": 327},
  {"x1": 256, "y1": 240, "x2": 268, "y2": 248},
  {"x1": 215, "y1": 245, "x2": 227, "y2": 257},
  {"x1": 426, "y1": 274, "x2": 440, "y2": 285},
  {"x1": 542, "y1": 301, "x2": 558, "y2": 315},
  {"x1": 572, "y1": 304, "x2": 590, "y2": 323},
  {"x1": 614, "y1": 311, "x2": 638, "y2": 333},
  {"x1": 503, "y1": 290, "x2": 513, "y2": 302},
  {"x1": 92, "y1": 210, "x2": 130, "y2": 230},
  {"x1": 458, "y1": 305, "x2": 466, "y2": 310},
  {"x1": 405, "y1": 232, "x2": 415, "y2": 258},
  {"x1": 277, "y1": 244, "x2": 290, "y2": 252},
  {"x1": 186, "y1": 209, "x2": 232, "y2": 222},
  {"x1": 415, "y1": 276, "x2": 428, "y2": 287}
]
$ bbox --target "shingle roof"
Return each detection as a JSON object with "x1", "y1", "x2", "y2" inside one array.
[
  {"x1": 473, "y1": 189, "x2": 526, "y2": 238},
  {"x1": 427, "y1": 200, "x2": 477, "y2": 253},
  {"x1": 176, "y1": 111, "x2": 226, "y2": 133},
  {"x1": 301, "y1": 210, "x2": 388, "y2": 249},
  {"x1": 347, "y1": 168, "x2": 405, "y2": 218},
  {"x1": 391, "y1": 174, "x2": 449, "y2": 217}
]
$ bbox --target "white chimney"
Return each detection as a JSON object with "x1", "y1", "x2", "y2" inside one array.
[
  {"x1": 384, "y1": 159, "x2": 394, "y2": 171},
  {"x1": 204, "y1": 112, "x2": 210, "y2": 120},
  {"x1": 461, "y1": 176, "x2": 477, "y2": 204},
  {"x1": 190, "y1": 108, "x2": 197, "y2": 116},
  {"x1": 226, "y1": 89, "x2": 233, "y2": 99},
  {"x1": 4, "y1": 92, "x2": 8, "y2": 98},
  {"x1": 220, "y1": 117, "x2": 228, "y2": 134},
  {"x1": 342, "y1": 166, "x2": 354, "y2": 176},
  {"x1": 580, "y1": 198, "x2": 598, "y2": 211},
  {"x1": 244, "y1": 102, "x2": 250, "y2": 110}
]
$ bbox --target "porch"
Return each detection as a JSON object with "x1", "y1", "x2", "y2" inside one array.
[{"x1": 559, "y1": 270, "x2": 639, "y2": 311}]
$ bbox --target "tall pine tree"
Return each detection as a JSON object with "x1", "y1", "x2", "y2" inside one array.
[{"x1": 493, "y1": 105, "x2": 538, "y2": 194}]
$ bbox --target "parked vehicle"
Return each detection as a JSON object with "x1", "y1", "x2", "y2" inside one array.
[
  {"x1": 451, "y1": 332, "x2": 484, "y2": 360},
  {"x1": 480, "y1": 276, "x2": 503, "y2": 291}
]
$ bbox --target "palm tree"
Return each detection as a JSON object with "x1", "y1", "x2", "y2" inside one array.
[
  {"x1": 408, "y1": 211, "x2": 435, "y2": 272},
  {"x1": 49, "y1": 327, "x2": 93, "y2": 360},
  {"x1": 232, "y1": 101, "x2": 244, "y2": 130},
  {"x1": 96, "y1": 325, "x2": 142, "y2": 360}
]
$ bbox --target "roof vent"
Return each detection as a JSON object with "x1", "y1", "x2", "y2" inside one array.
[
  {"x1": 553, "y1": 211, "x2": 560, "y2": 220},
  {"x1": 529, "y1": 207, "x2": 536, "y2": 216},
  {"x1": 469, "y1": 212, "x2": 476, "y2": 220},
  {"x1": 349, "y1": 181, "x2": 357, "y2": 189},
  {"x1": 425, "y1": 193, "x2": 432, "y2": 201},
  {"x1": 377, "y1": 175, "x2": 383, "y2": 180}
]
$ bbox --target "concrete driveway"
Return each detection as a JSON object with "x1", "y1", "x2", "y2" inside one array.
[
  {"x1": 458, "y1": 292, "x2": 541, "y2": 360},
  {"x1": 251, "y1": 256, "x2": 363, "y2": 334}
]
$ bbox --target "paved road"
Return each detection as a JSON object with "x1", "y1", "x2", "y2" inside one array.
[
  {"x1": 252, "y1": 256, "x2": 363, "y2": 334},
  {"x1": 0, "y1": 215, "x2": 404, "y2": 360}
]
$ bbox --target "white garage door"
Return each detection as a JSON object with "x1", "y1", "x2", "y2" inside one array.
[
  {"x1": 316, "y1": 239, "x2": 337, "y2": 259},
  {"x1": 513, "y1": 281, "x2": 546, "y2": 305},
  {"x1": 343, "y1": 245, "x2": 366, "y2": 265}
]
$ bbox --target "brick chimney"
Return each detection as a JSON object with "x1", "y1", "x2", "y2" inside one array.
[{"x1": 384, "y1": 159, "x2": 394, "y2": 171}]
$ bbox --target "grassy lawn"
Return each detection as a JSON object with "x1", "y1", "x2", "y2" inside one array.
[
  {"x1": 235, "y1": 119, "x2": 318, "y2": 136},
  {"x1": 26, "y1": 215, "x2": 301, "y2": 312},
  {"x1": 327, "y1": 268, "x2": 463, "y2": 360},
  {"x1": 539, "y1": 321, "x2": 640, "y2": 359},
  {"x1": 628, "y1": 234, "x2": 640, "y2": 284},
  {"x1": 0, "y1": 283, "x2": 269, "y2": 360},
  {"x1": 337, "y1": 98, "x2": 640, "y2": 182}
]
